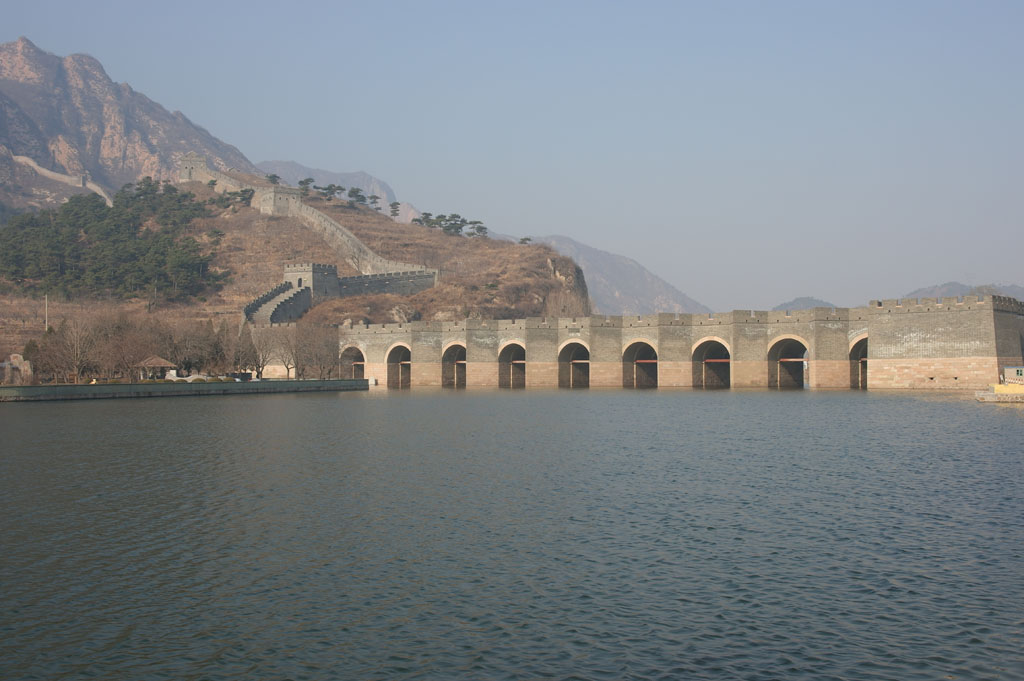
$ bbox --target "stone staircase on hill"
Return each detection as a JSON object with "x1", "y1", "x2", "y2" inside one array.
[
  {"x1": 251, "y1": 287, "x2": 313, "y2": 325},
  {"x1": 244, "y1": 281, "x2": 292, "y2": 321},
  {"x1": 245, "y1": 266, "x2": 439, "y2": 324}
]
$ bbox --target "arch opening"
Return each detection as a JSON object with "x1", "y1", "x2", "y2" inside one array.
[
  {"x1": 340, "y1": 347, "x2": 365, "y2": 380},
  {"x1": 498, "y1": 343, "x2": 526, "y2": 389},
  {"x1": 692, "y1": 340, "x2": 730, "y2": 389},
  {"x1": 558, "y1": 342, "x2": 590, "y2": 389},
  {"x1": 622, "y1": 342, "x2": 658, "y2": 389},
  {"x1": 768, "y1": 338, "x2": 808, "y2": 389},
  {"x1": 850, "y1": 337, "x2": 868, "y2": 390},
  {"x1": 442, "y1": 344, "x2": 467, "y2": 389},
  {"x1": 386, "y1": 345, "x2": 411, "y2": 389}
]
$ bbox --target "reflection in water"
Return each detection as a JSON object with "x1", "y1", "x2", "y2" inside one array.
[{"x1": 2, "y1": 391, "x2": 1022, "y2": 680}]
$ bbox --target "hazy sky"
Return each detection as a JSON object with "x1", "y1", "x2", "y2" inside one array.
[{"x1": 6, "y1": 1, "x2": 1023, "y2": 310}]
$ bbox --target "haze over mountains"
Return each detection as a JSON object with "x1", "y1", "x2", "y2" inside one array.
[
  {"x1": 0, "y1": 37, "x2": 718, "y2": 315},
  {"x1": 0, "y1": 37, "x2": 253, "y2": 205},
  {"x1": 903, "y1": 282, "x2": 1024, "y2": 300},
  {"x1": 772, "y1": 297, "x2": 835, "y2": 311},
  {"x1": 534, "y1": 236, "x2": 711, "y2": 314},
  {"x1": 1, "y1": 36, "x2": 1021, "y2": 317}
]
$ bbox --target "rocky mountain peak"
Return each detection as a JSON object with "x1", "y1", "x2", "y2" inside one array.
[
  {"x1": 0, "y1": 37, "x2": 58, "y2": 83},
  {"x1": 0, "y1": 37, "x2": 257, "y2": 208}
]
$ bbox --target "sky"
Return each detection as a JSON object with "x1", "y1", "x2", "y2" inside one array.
[{"x1": 5, "y1": 0, "x2": 1023, "y2": 311}]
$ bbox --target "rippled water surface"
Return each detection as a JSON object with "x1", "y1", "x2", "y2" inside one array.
[{"x1": 2, "y1": 390, "x2": 1022, "y2": 680}]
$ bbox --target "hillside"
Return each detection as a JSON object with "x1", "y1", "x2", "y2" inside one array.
[
  {"x1": 256, "y1": 160, "x2": 421, "y2": 224},
  {"x1": 0, "y1": 180, "x2": 590, "y2": 356},
  {"x1": 0, "y1": 38, "x2": 589, "y2": 357},
  {"x1": 533, "y1": 235, "x2": 710, "y2": 314},
  {"x1": 299, "y1": 198, "x2": 589, "y2": 324},
  {"x1": 0, "y1": 37, "x2": 256, "y2": 209},
  {"x1": 0, "y1": 180, "x2": 347, "y2": 357}
]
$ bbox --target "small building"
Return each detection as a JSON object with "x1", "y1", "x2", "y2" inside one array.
[
  {"x1": 137, "y1": 356, "x2": 176, "y2": 381},
  {"x1": 1003, "y1": 366, "x2": 1024, "y2": 385}
]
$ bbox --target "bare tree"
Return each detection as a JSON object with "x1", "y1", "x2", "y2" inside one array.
[
  {"x1": 213, "y1": 320, "x2": 241, "y2": 375},
  {"x1": 49, "y1": 317, "x2": 97, "y2": 383},
  {"x1": 300, "y1": 324, "x2": 339, "y2": 380},
  {"x1": 247, "y1": 325, "x2": 277, "y2": 379},
  {"x1": 93, "y1": 313, "x2": 158, "y2": 381},
  {"x1": 164, "y1": 320, "x2": 216, "y2": 375},
  {"x1": 275, "y1": 325, "x2": 300, "y2": 379}
]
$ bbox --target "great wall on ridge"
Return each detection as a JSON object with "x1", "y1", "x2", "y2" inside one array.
[
  {"x1": 178, "y1": 154, "x2": 1024, "y2": 392},
  {"x1": 179, "y1": 153, "x2": 437, "y2": 324}
]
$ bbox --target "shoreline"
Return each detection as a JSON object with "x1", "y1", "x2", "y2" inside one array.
[{"x1": 0, "y1": 379, "x2": 367, "y2": 402}]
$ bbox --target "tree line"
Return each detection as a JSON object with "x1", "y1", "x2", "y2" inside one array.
[
  {"x1": 0, "y1": 179, "x2": 227, "y2": 301},
  {"x1": 23, "y1": 313, "x2": 345, "y2": 384},
  {"x1": 412, "y1": 212, "x2": 488, "y2": 237},
  {"x1": 268, "y1": 174, "x2": 400, "y2": 216}
]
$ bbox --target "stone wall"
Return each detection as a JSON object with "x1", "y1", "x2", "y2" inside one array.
[
  {"x1": 284, "y1": 263, "x2": 341, "y2": 299},
  {"x1": 338, "y1": 271, "x2": 438, "y2": 297},
  {"x1": 0, "y1": 378, "x2": 366, "y2": 402},
  {"x1": 336, "y1": 297, "x2": 1024, "y2": 390},
  {"x1": 268, "y1": 288, "x2": 313, "y2": 324},
  {"x1": 177, "y1": 153, "x2": 435, "y2": 278},
  {"x1": 13, "y1": 154, "x2": 113, "y2": 206}
]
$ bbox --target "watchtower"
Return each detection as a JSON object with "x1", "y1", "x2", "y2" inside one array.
[
  {"x1": 284, "y1": 263, "x2": 340, "y2": 299},
  {"x1": 178, "y1": 152, "x2": 207, "y2": 182}
]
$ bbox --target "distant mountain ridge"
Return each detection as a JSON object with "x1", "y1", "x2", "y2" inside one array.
[
  {"x1": 773, "y1": 296, "x2": 835, "y2": 311},
  {"x1": 0, "y1": 37, "x2": 256, "y2": 208},
  {"x1": 534, "y1": 235, "x2": 710, "y2": 315},
  {"x1": 904, "y1": 281, "x2": 1024, "y2": 300}
]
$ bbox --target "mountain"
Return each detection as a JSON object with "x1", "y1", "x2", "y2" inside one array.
[
  {"x1": 0, "y1": 37, "x2": 256, "y2": 208},
  {"x1": 256, "y1": 160, "x2": 420, "y2": 223},
  {"x1": 534, "y1": 235, "x2": 710, "y2": 315},
  {"x1": 773, "y1": 296, "x2": 835, "y2": 311},
  {"x1": 904, "y1": 282, "x2": 1024, "y2": 300},
  {"x1": 999, "y1": 285, "x2": 1024, "y2": 299}
]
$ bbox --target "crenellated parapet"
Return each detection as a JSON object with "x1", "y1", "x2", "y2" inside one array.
[
  {"x1": 338, "y1": 271, "x2": 437, "y2": 297},
  {"x1": 867, "y1": 295, "x2": 989, "y2": 312},
  {"x1": 991, "y1": 296, "x2": 1024, "y2": 314}
]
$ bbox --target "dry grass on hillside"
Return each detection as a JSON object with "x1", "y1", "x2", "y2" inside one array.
[
  {"x1": 303, "y1": 198, "x2": 589, "y2": 323},
  {"x1": 0, "y1": 183, "x2": 349, "y2": 356},
  {"x1": 0, "y1": 182, "x2": 590, "y2": 356},
  {"x1": 181, "y1": 182, "x2": 360, "y2": 304}
]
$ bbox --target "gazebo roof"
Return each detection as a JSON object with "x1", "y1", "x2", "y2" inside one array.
[{"x1": 137, "y1": 355, "x2": 176, "y2": 369}]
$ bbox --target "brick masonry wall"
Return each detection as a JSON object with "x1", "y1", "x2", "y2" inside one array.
[
  {"x1": 731, "y1": 360, "x2": 768, "y2": 388},
  {"x1": 808, "y1": 360, "x2": 851, "y2": 389},
  {"x1": 526, "y1": 362, "x2": 559, "y2": 388},
  {"x1": 466, "y1": 363, "x2": 496, "y2": 387},
  {"x1": 658, "y1": 361, "x2": 692, "y2": 388},
  {"x1": 868, "y1": 357, "x2": 999, "y2": 390},
  {"x1": 333, "y1": 300, "x2": 1020, "y2": 390},
  {"x1": 589, "y1": 362, "x2": 621, "y2": 388}
]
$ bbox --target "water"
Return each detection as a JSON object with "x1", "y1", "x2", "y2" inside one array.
[{"x1": 2, "y1": 390, "x2": 1022, "y2": 680}]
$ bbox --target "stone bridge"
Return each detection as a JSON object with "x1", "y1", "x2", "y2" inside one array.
[{"x1": 333, "y1": 295, "x2": 1024, "y2": 390}]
